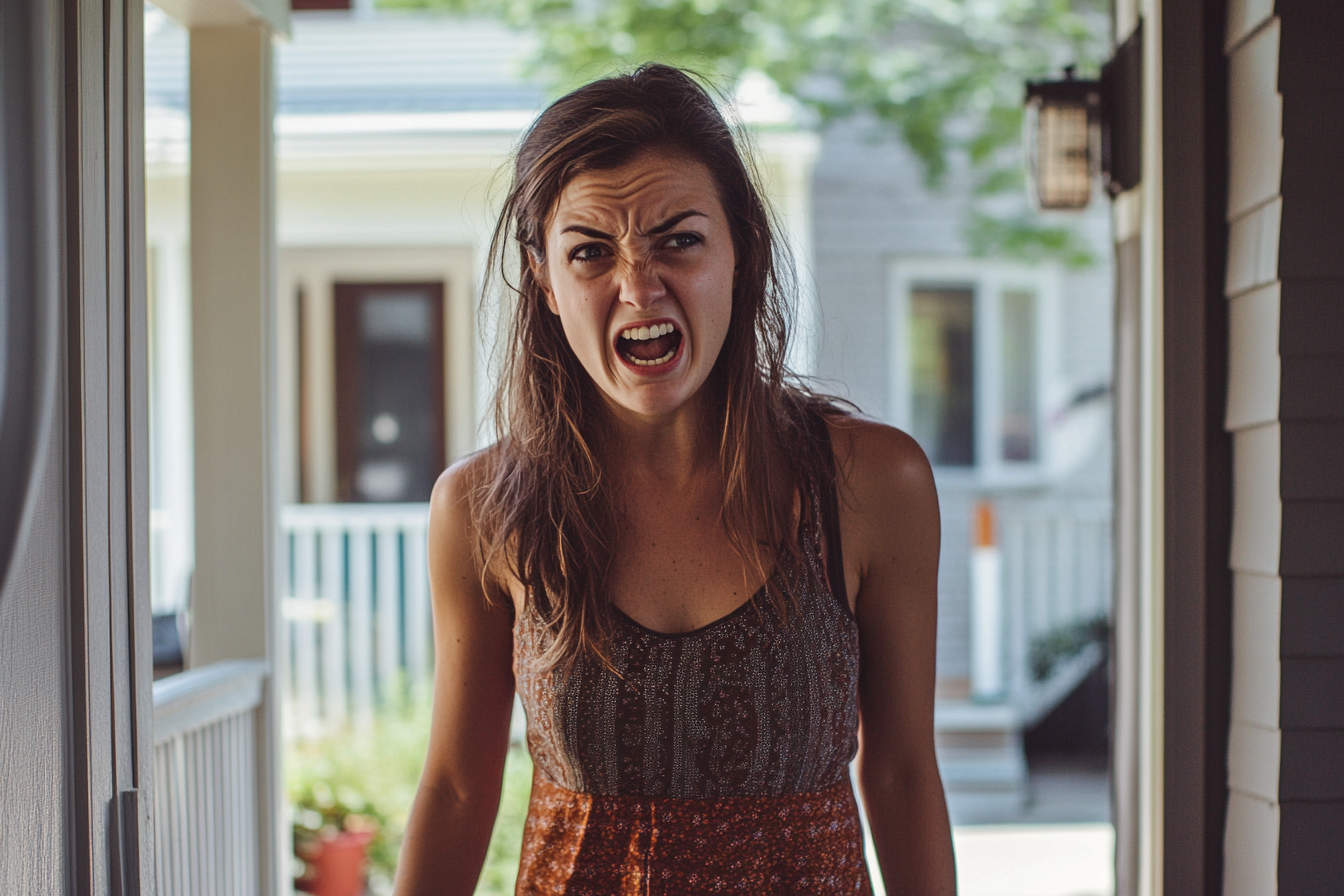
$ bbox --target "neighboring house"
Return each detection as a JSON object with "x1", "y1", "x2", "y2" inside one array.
[
  {"x1": 144, "y1": 8, "x2": 817, "y2": 602},
  {"x1": 143, "y1": 8, "x2": 1113, "y2": 802},
  {"x1": 3, "y1": 0, "x2": 1338, "y2": 893},
  {"x1": 811, "y1": 116, "x2": 1115, "y2": 803}
]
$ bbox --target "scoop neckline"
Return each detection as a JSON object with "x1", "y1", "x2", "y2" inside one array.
[{"x1": 610, "y1": 580, "x2": 770, "y2": 640}]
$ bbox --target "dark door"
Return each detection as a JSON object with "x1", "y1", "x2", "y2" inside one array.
[
  {"x1": 0, "y1": 0, "x2": 154, "y2": 892},
  {"x1": 333, "y1": 281, "x2": 446, "y2": 503}
]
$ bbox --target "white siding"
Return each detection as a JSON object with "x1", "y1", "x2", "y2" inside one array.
[{"x1": 1223, "y1": 4, "x2": 1284, "y2": 892}]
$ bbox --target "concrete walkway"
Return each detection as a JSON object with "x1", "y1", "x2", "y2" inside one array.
[
  {"x1": 866, "y1": 755, "x2": 1115, "y2": 896},
  {"x1": 952, "y1": 824, "x2": 1114, "y2": 896}
]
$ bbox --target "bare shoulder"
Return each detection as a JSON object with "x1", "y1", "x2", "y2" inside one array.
[
  {"x1": 427, "y1": 445, "x2": 509, "y2": 607},
  {"x1": 823, "y1": 412, "x2": 937, "y2": 513},
  {"x1": 821, "y1": 411, "x2": 940, "y2": 589},
  {"x1": 429, "y1": 445, "x2": 498, "y2": 525}
]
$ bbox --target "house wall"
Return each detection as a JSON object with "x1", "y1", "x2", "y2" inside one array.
[
  {"x1": 811, "y1": 119, "x2": 1114, "y2": 684},
  {"x1": 1222, "y1": 1, "x2": 1344, "y2": 891}
]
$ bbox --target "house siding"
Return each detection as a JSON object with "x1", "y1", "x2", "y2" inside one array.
[
  {"x1": 1222, "y1": 2, "x2": 1284, "y2": 892},
  {"x1": 811, "y1": 118, "x2": 1113, "y2": 684},
  {"x1": 1276, "y1": 2, "x2": 1344, "y2": 891},
  {"x1": 1224, "y1": 0, "x2": 1344, "y2": 892}
]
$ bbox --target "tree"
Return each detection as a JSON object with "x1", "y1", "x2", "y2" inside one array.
[{"x1": 383, "y1": 0, "x2": 1110, "y2": 263}]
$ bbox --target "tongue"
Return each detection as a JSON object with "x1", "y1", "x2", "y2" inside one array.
[{"x1": 625, "y1": 334, "x2": 675, "y2": 362}]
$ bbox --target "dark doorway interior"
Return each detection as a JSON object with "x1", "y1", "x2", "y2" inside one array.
[{"x1": 334, "y1": 281, "x2": 446, "y2": 503}]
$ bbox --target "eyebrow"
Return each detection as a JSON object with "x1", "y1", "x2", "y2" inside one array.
[{"x1": 559, "y1": 210, "x2": 708, "y2": 240}]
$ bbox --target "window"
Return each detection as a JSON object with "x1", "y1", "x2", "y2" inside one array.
[{"x1": 889, "y1": 260, "x2": 1059, "y2": 482}]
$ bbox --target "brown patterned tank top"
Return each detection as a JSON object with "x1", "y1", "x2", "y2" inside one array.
[
  {"x1": 513, "y1": 519, "x2": 860, "y2": 799},
  {"x1": 511, "y1": 411, "x2": 873, "y2": 893}
]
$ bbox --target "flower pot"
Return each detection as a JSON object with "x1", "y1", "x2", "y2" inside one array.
[{"x1": 294, "y1": 829, "x2": 376, "y2": 896}]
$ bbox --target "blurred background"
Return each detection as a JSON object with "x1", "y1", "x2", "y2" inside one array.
[{"x1": 144, "y1": 1, "x2": 1116, "y2": 892}]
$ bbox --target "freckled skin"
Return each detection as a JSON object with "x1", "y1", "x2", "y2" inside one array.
[
  {"x1": 537, "y1": 151, "x2": 735, "y2": 424},
  {"x1": 397, "y1": 153, "x2": 955, "y2": 896},
  {"x1": 529, "y1": 151, "x2": 758, "y2": 633}
]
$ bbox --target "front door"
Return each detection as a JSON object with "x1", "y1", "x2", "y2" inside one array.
[{"x1": 333, "y1": 281, "x2": 446, "y2": 503}]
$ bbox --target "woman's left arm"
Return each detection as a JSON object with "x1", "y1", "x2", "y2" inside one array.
[{"x1": 834, "y1": 419, "x2": 956, "y2": 895}]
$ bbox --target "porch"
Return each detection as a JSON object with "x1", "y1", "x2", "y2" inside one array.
[{"x1": 150, "y1": 491, "x2": 1110, "y2": 891}]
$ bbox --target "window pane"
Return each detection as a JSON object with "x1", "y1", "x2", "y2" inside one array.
[
  {"x1": 1001, "y1": 289, "x2": 1037, "y2": 462},
  {"x1": 909, "y1": 287, "x2": 975, "y2": 466}
]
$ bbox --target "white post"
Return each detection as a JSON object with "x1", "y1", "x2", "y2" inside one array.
[
  {"x1": 970, "y1": 500, "x2": 1005, "y2": 701},
  {"x1": 187, "y1": 22, "x2": 284, "y2": 896}
]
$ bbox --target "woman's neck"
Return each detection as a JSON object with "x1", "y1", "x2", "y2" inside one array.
[{"x1": 598, "y1": 391, "x2": 721, "y2": 490}]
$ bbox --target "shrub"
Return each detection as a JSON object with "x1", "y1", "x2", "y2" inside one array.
[{"x1": 287, "y1": 695, "x2": 533, "y2": 895}]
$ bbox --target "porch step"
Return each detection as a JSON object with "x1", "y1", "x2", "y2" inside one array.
[{"x1": 934, "y1": 700, "x2": 1027, "y2": 794}]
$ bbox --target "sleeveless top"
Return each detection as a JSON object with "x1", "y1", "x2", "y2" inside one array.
[{"x1": 512, "y1": 411, "x2": 873, "y2": 894}]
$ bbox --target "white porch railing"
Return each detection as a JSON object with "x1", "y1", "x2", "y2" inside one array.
[
  {"x1": 999, "y1": 496, "x2": 1112, "y2": 725},
  {"x1": 152, "y1": 659, "x2": 268, "y2": 896},
  {"x1": 281, "y1": 502, "x2": 432, "y2": 739},
  {"x1": 277, "y1": 498, "x2": 1111, "y2": 741}
]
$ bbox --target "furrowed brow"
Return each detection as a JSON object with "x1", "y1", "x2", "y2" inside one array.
[
  {"x1": 560, "y1": 224, "x2": 616, "y2": 240},
  {"x1": 558, "y1": 210, "x2": 707, "y2": 241},
  {"x1": 643, "y1": 210, "x2": 707, "y2": 236}
]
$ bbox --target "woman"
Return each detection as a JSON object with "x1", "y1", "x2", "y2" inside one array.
[{"x1": 395, "y1": 64, "x2": 955, "y2": 895}]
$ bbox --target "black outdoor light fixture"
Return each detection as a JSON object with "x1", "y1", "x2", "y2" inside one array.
[{"x1": 1024, "y1": 22, "x2": 1143, "y2": 210}]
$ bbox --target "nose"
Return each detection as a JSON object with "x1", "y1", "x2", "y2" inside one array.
[{"x1": 617, "y1": 258, "x2": 666, "y2": 309}]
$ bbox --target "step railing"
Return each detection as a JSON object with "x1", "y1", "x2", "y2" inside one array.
[
  {"x1": 998, "y1": 496, "x2": 1112, "y2": 724},
  {"x1": 281, "y1": 502, "x2": 432, "y2": 739},
  {"x1": 152, "y1": 659, "x2": 269, "y2": 896}
]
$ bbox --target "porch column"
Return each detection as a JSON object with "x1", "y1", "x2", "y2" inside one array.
[
  {"x1": 186, "y1": 16, "x2": 285, "y2": 896},
  {"x1": 189, "y1": 25, "x2": 276, "y2": 666}
]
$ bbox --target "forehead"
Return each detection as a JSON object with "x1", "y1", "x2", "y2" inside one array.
[{"x1": 547, "y1": 152, "x2": 723, "y2": 230}]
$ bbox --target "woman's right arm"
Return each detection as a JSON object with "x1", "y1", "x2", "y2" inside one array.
[{"x1": 394, "y1": 458, "x2": 518, "y2": 896}]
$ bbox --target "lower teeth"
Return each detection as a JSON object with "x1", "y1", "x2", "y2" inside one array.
[{"x1": 626, "y1": 348, "x2": 676, "y2": 367}]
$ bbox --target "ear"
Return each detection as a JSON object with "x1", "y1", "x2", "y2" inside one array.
[{"x1": 527, "y1": 249, "x2": 559, "y2": 315}]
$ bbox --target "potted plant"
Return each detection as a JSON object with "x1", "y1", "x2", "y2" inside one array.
[{"x1": 292, "y1": 779, "x2": 382, "y2": 896}]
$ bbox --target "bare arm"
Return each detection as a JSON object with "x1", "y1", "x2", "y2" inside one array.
[
  {"x1": 834, "y1": 419, "x2": 956, "y2": 895},
  {"x1": 394, "y1": 457, "x2": 517, "y2": 896}
]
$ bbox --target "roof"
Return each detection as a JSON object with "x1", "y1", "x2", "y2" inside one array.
[{"x1": 145, "y1": 8, "x2": 546, "y2": 116}]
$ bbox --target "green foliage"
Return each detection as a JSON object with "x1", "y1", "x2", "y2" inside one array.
[
  {"x1": 377, "y1": 0, "x2": 1110, "y2": 264},
  {"x1": 967, "y1": 210, "x2": 1095, "y2": 268},
  {"x1": 1028, "y1": 614, "x2": 1109, "y2": 682},
  {"x1": 287, "y1": 696, "x2": 535, "y2": 895},
  {"x1": 476, "y1": 747, "x2": 534, "y2": 896}
]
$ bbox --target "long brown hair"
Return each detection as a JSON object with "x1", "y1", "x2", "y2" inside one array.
[{"x1": 476, "y1": 64, "x2": 837, "y2": 671}]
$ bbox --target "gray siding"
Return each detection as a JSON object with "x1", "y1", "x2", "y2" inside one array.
[
  {"x1": 811, "y1": 117, "x2": 1113, "y2": 683},
  {"x1": 1224, "y1": 1, "x2": 1344, "y2": 892},
  {"x1": 1276, "y1": 4, "x2": 1344, "y2": 890}
]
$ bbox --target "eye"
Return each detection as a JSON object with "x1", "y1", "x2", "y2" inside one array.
[
  {"x1": 662, "y1": 232, "x2": 703, "y2": 251},
  {"x1": 569, "y1": 243, "x2": 610, "y2": 263}
]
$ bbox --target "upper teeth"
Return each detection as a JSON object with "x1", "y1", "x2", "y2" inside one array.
[{"x1": 621, "y1": 323, "x2": 675, "y2": 341}]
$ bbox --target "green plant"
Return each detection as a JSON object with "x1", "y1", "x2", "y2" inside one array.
[
  {"x1": 378, "y1": 0, "x2": 1109, "y2": 265},
  {"x1": 1029, "y1": 614, "x2": 1109, "y2": 682},
  {"x1": 287, "y1": 695, "x2": 535, "y2": 896}
]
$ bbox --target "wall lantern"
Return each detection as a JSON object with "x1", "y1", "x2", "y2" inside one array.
[{"x1": 1024, "y1": 22, "x2": 1143, "y2": 210}]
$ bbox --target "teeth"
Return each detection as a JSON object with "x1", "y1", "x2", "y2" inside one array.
[
  {"x1": 628, "y1": 346, "x2": 678, "y2": 366},
  {"x1": 621, "y1": 322, "x2": 675, "y2": 341}
]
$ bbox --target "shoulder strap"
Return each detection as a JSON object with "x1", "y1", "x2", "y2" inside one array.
[{"x1": 807, "y1": 405, "x2": 849, "y2": 610}]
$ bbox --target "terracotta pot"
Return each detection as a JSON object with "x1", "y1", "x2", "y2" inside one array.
[{"x1": 294, "y1": 829, "x2": 376, "y2": 896}]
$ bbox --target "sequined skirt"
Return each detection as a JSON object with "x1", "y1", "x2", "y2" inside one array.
[{"x1": 515, "y1": 773, "x2": 874, "y2": 895}]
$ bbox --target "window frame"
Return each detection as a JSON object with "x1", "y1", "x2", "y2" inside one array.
[{"x1": 888, "y1": 257, "x2": 1064, "y2": 487}]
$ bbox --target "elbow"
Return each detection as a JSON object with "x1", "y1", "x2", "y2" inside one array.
[{"x1": 856, "y1": 748, "x2": 944, "y2": 801}]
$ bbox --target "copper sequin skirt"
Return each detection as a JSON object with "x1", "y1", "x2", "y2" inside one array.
[{"x1": 516, "y1": 773, "x2": 874, "y2": 895}]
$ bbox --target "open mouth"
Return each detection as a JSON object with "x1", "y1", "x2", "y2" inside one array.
[{"x1": 616, "y1": 321, "x2": 683, "y2": 368}]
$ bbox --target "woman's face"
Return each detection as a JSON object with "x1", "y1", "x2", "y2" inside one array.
[{"x1": 538, "y1": 151, "x2": 736, "y2": 421}]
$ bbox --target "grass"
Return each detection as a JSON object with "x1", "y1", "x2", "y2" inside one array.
[{"x1": 286, "y1": 696, "x2": 534, "y2": 895}]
